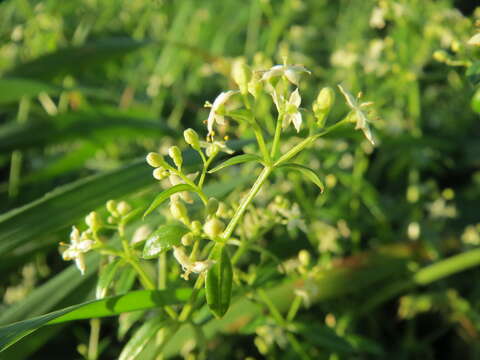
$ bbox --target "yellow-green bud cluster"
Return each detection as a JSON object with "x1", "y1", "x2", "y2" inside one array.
[
  {"x1": 184, "y1": 128, "x2": 200, "y2": 151},
  {"x1": 181, "y1": 233, "x2": 194, "y2": 246},
  {"x1": 312, "y1": 87, "x2": 335, "y2": 128},
  {"x1": 206, "y1": 197, "x2": 219, "y2": 216},
  {"x1": 106, "y1": 199, "x2": 132, "y2": 224},
  {"x1": 146, "y1": 152, "x2": 170, "y2": 180}
]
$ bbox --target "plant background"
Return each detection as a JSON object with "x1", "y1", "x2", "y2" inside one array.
[{"x1": 0, "y1": 0, "x2": 479, "y2": 359}]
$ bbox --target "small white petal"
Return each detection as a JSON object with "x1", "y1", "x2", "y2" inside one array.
[
  {"x1": 75, "y1": 253, "x2": 86, "y2": 275},
  {"x1": 337, "y1": 84, "x2": 357, "y2": 109},
  {"x1": 78, "y1": 239, "x2": 93, "y2": 252},
  {"x1": 289, "y1": 88, "x2": 302, "y2": 108},
  {"x1": 292, "y1": 112, "x2": 303, "y2": 132}
]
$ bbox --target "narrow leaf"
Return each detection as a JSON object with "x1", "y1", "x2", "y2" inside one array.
[
  {"x1": 209, "y1": 154, "x2": 262, "y2": 173},
  {"x1": 119, "y1": 317, "x2": 166, "y2": 360},
  {"x1": 206, "y1": 244, "x2": 233, "y2": 318},
  {"x1": 143, "y1": 224, "x2": 189, "y2": 259},
  {"x1": 96, "y1": 260, "x2": 122, "y2": 299},
  {"x1": 279, "y1": 163, "x2": 324, "y2": 193},
  {"x1": 143, "y1": 184, "x2": 196, "y2": 218},
  {"x1": 0, "y1": 288, "x2": 191, "y2": 352},
  {"x1": 0, "y1": 78, "x2": 60, "y2": 104}
]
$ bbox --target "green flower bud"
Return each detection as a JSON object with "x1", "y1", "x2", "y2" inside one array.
[
  {"x1": 106, "y1": 200, "x2": 118, "y2": 216},
  {"x1": 313, "y1": 87, "x2": 335, "y2": 128},
  {"x1": 146, "y1": 152, "x2": 165, "y2": 168},
  {"x1": 168, "y1": 146, "x2": 183, "y2": 169},
  {"x1": 191, "y1": 220, "x2": 202, "y2": 235},
  {"x1": 153, "y1": 168, "x2": 169, "y2": 180},
  {"x1": 85, "y1": 211, "x2": 102, "y2": 232},
  {"x1": 170, "y1": 200, "x2": 189, "y2": 223},
  {"x1": 181, "y1": 233, "x2": 194, "y2": 246},
  {"x1": 184, "y1": 128, "x2": 200, "y2": 150},
  {"x1": 298, "y1": 249, "x2": 310, "y2": 266},
  {"x1": 232, "y1": 58, "x2": 251, "y2": 95},
  {"x1": 117, "y1": 201, "x2": 132, "y2": 216},
  {"x1": 206, "y1": 197, "x2": 219, "y2": 216},
  {"x1": 203, "y1": 218, "x2": 225, "y2": 238}
]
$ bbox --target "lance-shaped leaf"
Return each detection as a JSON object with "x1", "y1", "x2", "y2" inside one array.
[
  {"x1": 0, "y1": 288, "x2": 191, "y2": 352},
  {"x1": 143, "y1": 184, "x2": 196, "y2": 218},
  {"x1": 96, "y1": 259, "x2": 123, "y2": 299},
  {"x1": 206, "y1": 244, "x2": 233, "y2": 318},
  {"x1": 0, "y1": 78, "x2": 60, "y2": 104},
  {"x1": 208, "y1": 154, "x2": 262, "y2": 173},
  {"x1": 143, "y1": 224, "x2": 189, "y2": 259},
  {"x1": 278, "y1": 163, "x2": 324, "y2": 193},
  {"x1": 119, "y1": 317, "x2": 166, "y2": 360}
]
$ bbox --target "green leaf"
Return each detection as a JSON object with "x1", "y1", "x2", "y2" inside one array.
[
  {"x1": 0, "y1": 78, "x2": 60, "y2": 104},
  {"x1": 278, "y1": 162, "x2": 324, "y2": 193},
  {"x1": 143, "y1": 224, "x2": 189, "y2": 259},
  {"x1": 96, "y1": 260, "x2": 122, "y2": 299},
  {"x1": 119, "y1": 317, "x2": 166, "y2": 360},
  {"x1": 5, "y1": 37, "x2": 150, "y2": 80},
  {"x1": 208, "y1": 154, "x2": 262, "y2": 173},
  {"x1": 115, "y1": 267, "x2": 137, "y2": 295},
  {"x1": 0, "y1": 288, "x2": 191, "y2": 352},
  {"x1": 206, "y1": 244, "x2": 233, "y2": 318},
  {"x1": 295, "y1": 323, "x2": 355, "y2": 353},
  {"x1": 143, "y1": 184, "x2": 196, "y2": 218},
  {"x1": 0, "y1": 160, "x2": 153, "y2": 257},
  {"x1": 471, "y1": 87, "x2": 480, "y2": 114}
]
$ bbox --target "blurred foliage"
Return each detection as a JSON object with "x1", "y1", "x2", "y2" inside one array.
[{"x1": 0, "y1": 0, "x2": 479, "y2": 359}]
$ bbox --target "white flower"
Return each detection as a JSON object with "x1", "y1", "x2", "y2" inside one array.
[
  {"x1": 206, "y1": 90, "x2": 238, "y2": 136},
  {"x1": 337, "y1": 84, "x2": 376, "y2": 145},
  {"x1": 273, "y1": 88, "x2": 303, "y2": 132},
  {"x1": 468, "y1": 33, "x2": 480, "y2": 47},
  {"x1": 199, "y1": 139, "x2": 234, "y2": 157},
  {"x1": 173, "y1": 246, "x2": 215, "y2": 280},
  {"x1": 261, "y1": 64, "x2": 311, "y2": 86},
  {"x1": 62, "y1": 226, "x2": 94, "y2": 275}
]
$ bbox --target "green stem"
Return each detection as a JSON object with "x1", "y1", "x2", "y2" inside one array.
[
  {"x1": 270, "y1": 114, "x2": 283, "y2": 159},
  {"x1": 222, "y1": 166, "x2": 272, "y2": 240},
  {"x1": 258, "y1": 289, "x2": 285, "y2": 325},
  {"x1": 253, "y1": 125, "x2": 271, "y2": 164},
  {"x1": 198, "y1": 155, "x2": 215, "y2": 189},
  {"x1": 286, "y1": 295, "x2": 303, "y2": 322},
  {"x1": 87, "y1": 318, "x2": 101, "y2": 360}
]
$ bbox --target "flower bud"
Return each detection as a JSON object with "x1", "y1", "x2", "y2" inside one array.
[
  {"x1": 203, "y1": 218, "x2": 225, "y2": 238},
  {"x1": 85, "y1": 211, "x2": 102, "y2": 232},
  {"x1": 181, "y1": 233, "x2": 194, "y2": 246},
  {"x1": 117, "y1": 201, "x2": 132, "y2": 216},
  {"x1": 106, "y1": 200, "x2": 118, "y2": 216},
  {"x1": 170, "y1": 200, "x2": 189, "y2": 223},
  {"x1": 298, "y1": 249, "x2": 310, "y2": 266},
  {"x1": 433, "y1": 50, "x2": 448, "y2": 63},
  {"x1": 146, "y1": 152, "x2": 165, "y2": 168},
  {"x1": 153, "y1": 168, "x2": 169, "y2": 180},
  {"x1": 232, "y1": 58, "x2": 251, "y2": 95},
  {"x1": 168, "y1": 146, "x2": 183, "y2": 169},
  {"x1": 206, "y1": 198, "x2": 219, "y2": 216},
  {"x1": 184, "y1": 128, "x2": 200, "y2": 150},
  {"x1": 313, "y1": 87, "x2": 335, "y2": 128},
  {"x1": 191, "y1": 220, "x2": 202, "y2": 235}
]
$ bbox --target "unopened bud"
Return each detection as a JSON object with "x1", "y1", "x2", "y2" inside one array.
[
  {"x1": 85, "y1": 211, "x2": 102, "y2": 232},
  {"x1": 146, "y1": 152, "x2": 165, "y2": 168},
  {"x1": 153, "y1": 168, "x2": 169, "y2": 180},
  {"x1": 191, "y1": 220, "x2": 202, "y2": 235},
  {"x1": 203, "y1": 218, "x2": 225, "y2": 238},
  {"x1": 170, "y1": 200, "x2": 189, "y2": 223},
  {"x1": 184, "y1": 128, "x2": 200, "y2": 150},
  {"x1": 298, "y1": 249, "x2": 311, "y2": 266},
  {"x1": 117, "y1": 201, "x2": 132, "y2": 216},
  {"x1": 232, "y1": 58, "x2": 251, "y2": 95},
  {"x1": 206, "y1": 198, "x2": 219, "y2": 216},
  {"x1": 181, "y1": 233, "x2": 194, "y2": 246},
  {"x1": 106, "y1": 200, "x2": 118, "y2": 216},
  {"x1": 168, "y1": 146, "x2": 183, "y2": 169},
  {"x1": 313, "y1": 87, "x2": 335, "y2": 128}
]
